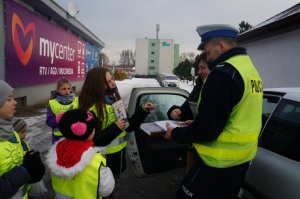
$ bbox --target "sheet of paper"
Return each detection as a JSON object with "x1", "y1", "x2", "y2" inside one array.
[
  {"x1": 140, "y1": 122, "x2": 164, "y2": 136},
  {"x1": 155, "y1": 120, "x2": 181, "y2": 131}
]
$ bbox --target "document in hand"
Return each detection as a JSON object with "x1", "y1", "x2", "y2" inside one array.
[
  {"x1": 140, "y1": 120, "x2": 185, "y2": 136},
  {"x1": 112, "y1": 100, "x2": 129, "y2": 128}
]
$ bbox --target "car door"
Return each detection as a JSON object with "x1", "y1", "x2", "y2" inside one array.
[
  {"x1": 126, "y1": 87, "x2": 190, "y2": 177},
  {"x1": 242, "y1": 91, "x2": 300, "y2": 199}
]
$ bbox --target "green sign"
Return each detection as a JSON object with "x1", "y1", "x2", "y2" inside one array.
[{"x1": 162, "y1": 41, "x2": 170, "y2": 46}]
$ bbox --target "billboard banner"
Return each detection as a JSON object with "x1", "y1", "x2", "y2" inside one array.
[
  {"x1": 86, "y1": 43, "x2": 99, "y2": 71},
  {"x1": 5, "y1": 0, "x2": 86, "y2": 87}
]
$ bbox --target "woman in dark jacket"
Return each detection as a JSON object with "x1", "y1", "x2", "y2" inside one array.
[{"x1": 167, "y1": 53, "x2": 210, "y2": 173}]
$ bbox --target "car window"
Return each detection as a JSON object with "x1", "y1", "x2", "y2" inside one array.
[
  {"x1": 139, "y1": 94, "x2": 186, "y2": 122},
  {"x1": 262, "y1": 95, "x2": 280, "y2": 114},
  {"x1": 262, "y1": 95, "x2": 280, "y2": 127},
  {"x1": 260, "y1": 98, "x2": 300, "y2": 162},
  {"x1": 165, "y1": 76, "x2": 178, "y2": 80}
]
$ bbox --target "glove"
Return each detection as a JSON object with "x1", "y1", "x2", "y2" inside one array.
[{"x1": 22, "y1": 150, "x2": 45, "y2": 183}]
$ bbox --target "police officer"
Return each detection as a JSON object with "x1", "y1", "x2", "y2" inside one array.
[{"x1": 164, "y1": 24, "x2": 263, "y2": 198}]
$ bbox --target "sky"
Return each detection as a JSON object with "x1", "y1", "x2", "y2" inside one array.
[{"x1": 55, "y1": 0, "x2": 300, "y2": 64}]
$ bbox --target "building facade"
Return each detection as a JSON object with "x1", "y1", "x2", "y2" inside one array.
[
  {"x1": 135, "y1": 38, "x2": 179, "y2": 76},
  {"x1": 238, "y1": 3, "x2": 300, "y2": 88},
  {"x1": 0, "y1": 0, "x2": 104, "y2": 105}
]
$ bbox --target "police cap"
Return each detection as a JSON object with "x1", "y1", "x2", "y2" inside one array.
[{"x1": 196, "y1": 24, "x2": 238, "y2": 50}]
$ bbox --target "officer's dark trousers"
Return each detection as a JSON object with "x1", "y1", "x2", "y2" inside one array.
[{"x1": 176, "y1": 155, "x2": 250, "y2": 199}]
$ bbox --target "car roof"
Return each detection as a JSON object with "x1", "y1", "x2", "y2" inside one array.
[
  {"x1": 264, "y1": 87, "x2": 300, "y2": 93},
  {"x1": 131, "y1": 87, "x2": 189, "y2": 95},
  {"x1": 264, "y1": 87, "x2": 300, "y2": 101},
  {"x1": 160, "y1": 73, "x2": 176, "y2": 76}
]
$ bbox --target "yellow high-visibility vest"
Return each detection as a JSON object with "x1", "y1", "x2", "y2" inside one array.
[
  {"x1": 0, "y1": 132, "x2": 28, "y2": 198},
  {"x1": 90, "y1": 104, "x2": 127, "y2": 154},
  {"x1": 193, "y1": 55, "x2": 263, "y2": 168},
  {"x1": 51, "y1": 153, "x2": 106, "y2": 199},
  {"x1": 49, "y1": 97, "x2": 78, "y2": 136}
]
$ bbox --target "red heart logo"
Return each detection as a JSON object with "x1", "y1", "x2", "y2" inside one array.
[{"x1": 12, "y1": 13, "x2": 35, "y2": 66}]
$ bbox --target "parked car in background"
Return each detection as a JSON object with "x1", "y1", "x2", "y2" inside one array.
[
  {"x1": 159, "y1": 73, "x2": 179, "y2": 87},
  {"x1": 127, "y1": 74, "x2": 133, "y2": 79},
  {"x1": 126, "y1": 87, "x2": 300, "y2": 198}
]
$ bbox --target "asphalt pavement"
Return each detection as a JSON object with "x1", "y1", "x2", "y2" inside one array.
[{"x1": 117, "y1": 162, "x2": 184, "y2": 199}]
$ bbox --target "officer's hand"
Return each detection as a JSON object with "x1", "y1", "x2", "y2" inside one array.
[
  {"x1": 163, "y1": 123, "x2": 173, "y2": 140},
  {"x1": 182, "y1": 120, "x2": 193, "y2": 125}
]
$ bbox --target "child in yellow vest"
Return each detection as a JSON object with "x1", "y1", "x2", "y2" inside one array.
[
  {"x1": 46, "y1": 77, "x2": 78, "y2": 144},
  {"x1": 47, "y1": 109, "x2": 115, "y2": 199},
  {"x1": 13, "y1": 119, "x2": 30, "y2": 154},
  {"x1": 13, "y1": 118, "x2": 48, "y2": 198},
  {"x1": 0, "y1": 80, "x2": 45, "y2": 198}
]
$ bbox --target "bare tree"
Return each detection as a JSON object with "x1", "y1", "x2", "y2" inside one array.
[
  {"x1": 130, "y1": 50, "x2": 136, "y2": 66},
  {"x1": 187, "y1": 52, "x2": 195, "y2": 62},
  {"x1": 180, "y1": 52, "x2": 195, "y2": 62},
  {"x1": 99, "y1": 52, "x2": 109, "y2": 66},
  {"x1": 180, "y1": 52, "x2": 188, "y2": 62},
  {"x1": 119, "y1": 49, "x2": 135, "y2": 66}
]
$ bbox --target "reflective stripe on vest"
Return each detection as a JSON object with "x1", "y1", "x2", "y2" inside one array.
[
  {"x1": 49, "y1": 97, "x2": 78, "y2": 136},
  {"x1": 10, "y1": 184, "x2": 28, "y2": 199},
  {"x1": 107, "y1": 136, "x2": 127, "y2": 147},
  {"x1": 106, "y1": 136, "x2": 127, "y2": 154},
  {"x1": 193, "y1": 55, "x2": 263, "y2": 168},
  {"x1": 90, "y1": 104, "x2": 127, "y2": 154},
  {"x1": 52, "y1": 153, "x2": 105, "y2": 199},
  {"x1": 54, "y1": 192, "x2": 72, "y2": 199},
  {"x1": 95, "y1": 136, "x2": 127, "y2": 155}
]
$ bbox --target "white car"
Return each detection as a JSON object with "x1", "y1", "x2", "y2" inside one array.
[
  {"x1": 161, "y1": 74, "x2": 179, "y2": 87},
  {"x1": 241, "y1": 87, "x2": 300, "y2": 199}
]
